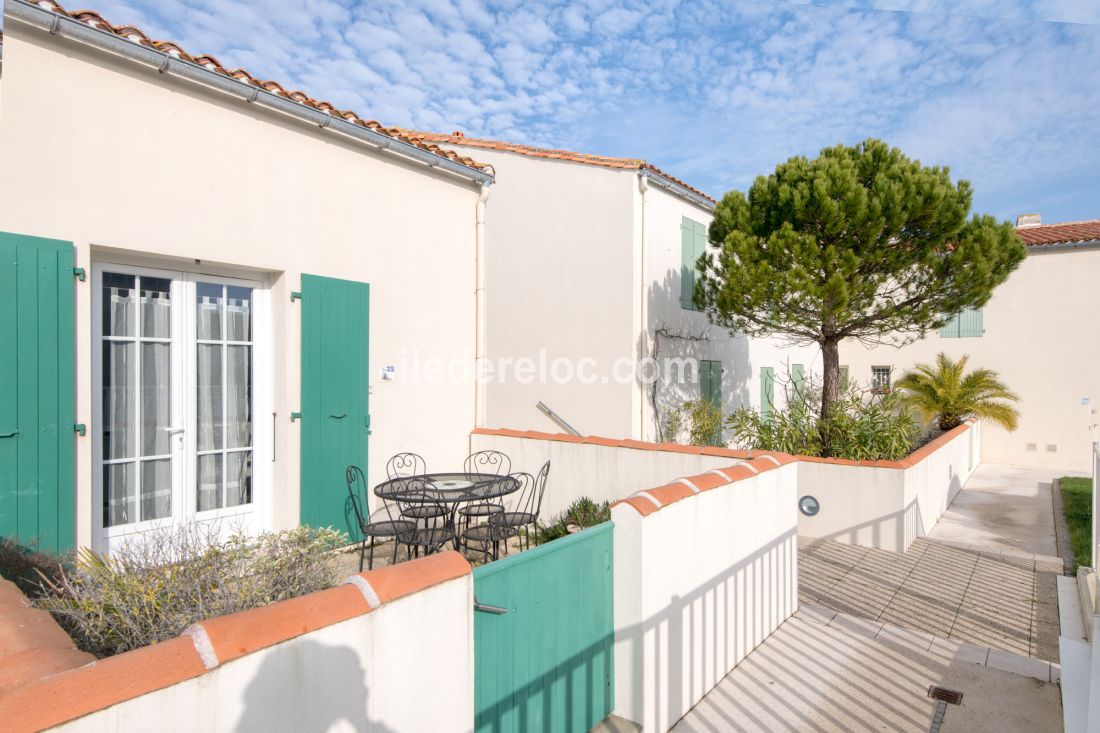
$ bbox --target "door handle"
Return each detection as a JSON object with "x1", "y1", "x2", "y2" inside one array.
[
  {"x1": 328, "y1": 413, "x2": 347, "y2": 419},
  {"x1": 166, "y1": 427, "x2": 185, "y2": 437},
  {"x1": 473, "y1": 597, "x2": 507, "y2": 615},
  {"x1": 0, "y1": 430, "x2": 20, "y2": 439}
]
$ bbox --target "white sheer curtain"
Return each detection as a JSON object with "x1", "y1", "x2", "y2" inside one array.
[
  {"x1": 139, "y1": 280, "x2": 172, "y2": 521},
  {"x1": 103, "y1": 276, "x2": 135, "y2": 527}
]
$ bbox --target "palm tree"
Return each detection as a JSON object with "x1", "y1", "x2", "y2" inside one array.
[{"x1": 895, "y1": 353, "x2": 1019, "y2": 431}]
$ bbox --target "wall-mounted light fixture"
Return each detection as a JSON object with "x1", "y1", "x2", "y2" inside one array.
[{"x1": 799, "y1": 495, "x2": 820, "y2": 517}]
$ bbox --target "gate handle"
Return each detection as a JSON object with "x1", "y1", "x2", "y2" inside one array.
[
  {"x1": 0, "y1": 430, "x2": 20, "y2": 439},
  {"x1": 474, "y1": 597, "x2": 507, "y2": 615},
  {"x1": 329, "y1": 413, "x2": 347, "y2": 419}
]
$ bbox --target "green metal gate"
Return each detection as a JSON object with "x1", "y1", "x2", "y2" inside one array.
[
  {"x1": 0, "y1": 232, "x2": 76, "y2": 554},
  {"x1": 473, "y1": 522, "x2": 614, "y2": 733},
  {"x1": 298, "y1": 274, "x2": 370, "y2": 534}
]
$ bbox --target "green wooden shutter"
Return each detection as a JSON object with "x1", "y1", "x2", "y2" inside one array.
[
  {"x1": 958, "y1": 307, "x2": 984, "y2": 337},
  {"x1": 760, "y1": 367, "x2": 775, "y2": 420},
  {"x1": 700, "y1": 360, "x2": 722, "y2": 406},
  {"x1": 680, "y1": 217, "x2": 695, "y2": 309},
  {"x1": 791, "y1": 363, "x2": 805, "y2": 403},
  {"x1": 299, "y1": 274, "x2": 370, "y2": 537},
  {"x1": 0, "y1": 232, "x2": 75, "y2": 554},
  {"x1": 939, "y1": 313, "x2": 961, "y2": 338},
  {"x1": 839, "y1": 365, "x2": 850, "y2": 389}
]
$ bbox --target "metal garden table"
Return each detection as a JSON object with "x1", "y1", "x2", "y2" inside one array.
[{"x1": 373, "y1": 472, "x2": 520, "y2": 551}]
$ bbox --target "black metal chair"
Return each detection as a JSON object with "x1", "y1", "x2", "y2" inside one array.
[
  {"x1": 395, "y1": 476, "x2": 456, "y2": 558},
  {"x1": 345, "y1": 465, "x2": 416, "y2": 571},
  {"x1": 489, "y1": 460, "x2": 550, "y2": 552},
  {"x1": 457, "y1": 450, "x2": 512, "y2": 535},
  {"x1": 386, "y1": 452, "x2": 447, "y2": 528},
  {"x1": 461, "y1": 474, "x2": 525, "y2": 563}
]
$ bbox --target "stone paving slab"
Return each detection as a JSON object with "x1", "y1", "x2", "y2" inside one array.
[
  {"x1": 671, "y1": 612, "x2": 1062, "y2": 733},
  {"x1": 798, "y1": 536, "x2": 1061, "y2": 662}
]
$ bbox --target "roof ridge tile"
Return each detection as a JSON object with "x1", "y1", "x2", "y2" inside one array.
[{"x1": 25, "y1": 0, "x2": 491, "y2": 174}]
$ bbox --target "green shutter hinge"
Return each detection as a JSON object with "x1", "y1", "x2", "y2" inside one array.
[
  {"x1": 290, "y1": 412, "x2": 302, "y2": 421},
  {"x1": 73, "y1": 267, "x2": 86, "y2": 282},
  {"x1": 73, "y1": 423, "x2": 86, "y2": 436},
  {"x1": 290, "y1": 291, "x2": 302, "y2": 301}
]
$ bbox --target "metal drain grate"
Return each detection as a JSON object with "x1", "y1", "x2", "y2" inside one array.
[{"x1": 928, "y1": 686, "x2": 963, "y2": 705}]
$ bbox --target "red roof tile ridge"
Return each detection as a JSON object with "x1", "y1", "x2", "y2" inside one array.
[
  {"x1": 1017, "y1": 218, "x2": 1100, "y2": 246},
  {"x1": 407, "y1": 130, "x2": 716, "y2": 204},
  {"x1": 24, "y1": 1, "x2": 491, "y2": 175}
]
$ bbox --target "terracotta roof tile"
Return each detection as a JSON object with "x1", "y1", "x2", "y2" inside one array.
[
  {"x1": 23, "y1": 1, "x2": 491, "y2": 175},
  {"x1": 408, "y1": 131, "x2": 715, "y2": 205},
  {"x1": 1016, "y1": 219, "x2": 1100, "y2": 247}
]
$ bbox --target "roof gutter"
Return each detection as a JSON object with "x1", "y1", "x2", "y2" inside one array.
[
  {"x1": 5, "y1": 0, "x2": 494, "y2": 187},
  {"x1": 639, "y1": 168, "x2": 715, "y2": 213},
  {"x1": 1025, "y1": 239, "x2": 1100, "y2": 254}
]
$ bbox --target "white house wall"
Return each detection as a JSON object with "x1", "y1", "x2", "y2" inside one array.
[
  {"x1": 447, "y1": 146, "x2": 640, "y2": 438},
  {"x1": 0, "y1": 24, "x2": 479, "y2": 546},
  {"x1": 841, "y1": 247, "x2": 1100, "y2": 472},
  {"x1": 639, "y1": 183, "x2": 819, "y2": 442}
]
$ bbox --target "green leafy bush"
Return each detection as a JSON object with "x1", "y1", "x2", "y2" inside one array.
[
  {"x1": 33, "y1": 525, "x2": 345, "y2": 658},
  {"x1": 535, "y1": 496, "x2": 611, "y2": 545},
  {"x1": 727, "y1": 379, "x2": 921, "y2": 461},
  {"x1": 664, "y1": 399, "x2": 725, "y2": 446},
  {"x1": 564, "y1": 497, "x2": 611, "y2": 528}
]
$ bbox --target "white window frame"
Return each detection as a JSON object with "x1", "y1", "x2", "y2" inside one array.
[{"x1": 91, "y1": 260, "x2": 272, "y2": 552}]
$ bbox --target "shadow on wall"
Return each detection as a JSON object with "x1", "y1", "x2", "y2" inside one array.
[
  {"x1": 643, "y1": 268, "x2": 751, "y2": 441},
  {"x1": 237, "y1": 639, "x2": 396, "y2": 733},
  {"x1": 475, "y1": 529, "x2": 796, "y2": 733}
]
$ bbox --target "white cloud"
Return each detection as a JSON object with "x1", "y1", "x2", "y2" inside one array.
[{"x1": 64, "y1": 0, "x2": 1099, "y2": 221}]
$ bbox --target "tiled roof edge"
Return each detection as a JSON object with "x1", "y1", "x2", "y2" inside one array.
[
  {"x1": 0, "y1": 551, "x2": 471, "y2": 731},
  {"x1": 409, "y1": 131, "x2": 716, "y2": 206},
  {"x1": 7, "y1": 0, "x2": 492, "y2": 179}
]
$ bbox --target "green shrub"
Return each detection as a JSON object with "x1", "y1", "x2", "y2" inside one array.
[
  {"x1": 33, "y1": 524, "x2": 345, "y2": 658},
  {"x1": 534, "y1": 496, "x2": 611, "y2": 545},
  {"x1": 665, "y1": 399, "x2": 725, "y2": 446},
  {"x1": 727, "y1": 379, "x2": 921, "y2": 461},
  {"x1": 564, "y1": 497, "x2": 611, "y2": 528}
]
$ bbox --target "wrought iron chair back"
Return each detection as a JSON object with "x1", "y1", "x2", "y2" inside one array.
[
  {"x1": 510, "y1": 461, "x2": 550, "y2": 520},
  {"x1": 396, "y1": 476, "x2": 455, "y2": 555},
  {"x1": 386, "y1": 452, "x2": 427, "y2": 479},
  {"x1": 346, "y1": 464, "x2": 413, "y2": 570},
  {"x1": 464, "y1": 450, "x2": 511, "y2": 477}
]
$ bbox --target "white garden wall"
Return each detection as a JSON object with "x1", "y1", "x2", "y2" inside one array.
[
  {"x1": 470, "y1": 429, "x2": 759, "y2": 519},
  {"x1": 797, "y1": 421, "x2": 980, "y2": 552},
  {"x1": 611, "y1": 458, "x2": 800, "y2": 732},
  {"x1": 1, "y1": 553, "x2": 474, "y2": 733}
]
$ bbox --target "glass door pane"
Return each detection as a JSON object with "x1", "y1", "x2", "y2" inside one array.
[
  {"x1": 100, "y1": 272, "x2": 174, "y2": 527},
  {"x1": 195, "y1": 282, "x2": 253, "y2": 512}
]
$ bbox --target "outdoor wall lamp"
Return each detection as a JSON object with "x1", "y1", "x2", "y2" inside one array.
[{"x1": 799, "y1": 495, "x2": 821, "y2": 516}]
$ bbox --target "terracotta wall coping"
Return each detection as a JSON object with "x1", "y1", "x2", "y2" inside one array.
[
  {"x1": 0, "y1": 551, "x2": 471, "y2": 732},
  {"x1": 473, "y1": 421, "x2": 975, "y2": 517}
]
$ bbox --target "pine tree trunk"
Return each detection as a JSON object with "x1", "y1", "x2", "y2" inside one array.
[{"x1": 820, "y1": 338, "x2": 841, "y2": 456}]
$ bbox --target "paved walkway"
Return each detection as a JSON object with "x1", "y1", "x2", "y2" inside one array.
[
  {"x1": 928, "y1": 464, "x2": 1083, "y2": 556},
  {"x1": 799, "y1": 537, "x2": 1063, "y2": 660},
  {"x1": 671, "y1": 612, "x2": 1062, "y2": 733}
]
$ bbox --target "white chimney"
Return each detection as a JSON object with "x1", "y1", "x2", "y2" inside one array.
[{"x1": 1016, "y1": 213, "x2": 1041, "y2": 227}]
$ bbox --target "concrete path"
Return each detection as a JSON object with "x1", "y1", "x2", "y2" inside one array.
[
  {"x1": 928, "y1": 463, "x2": 1084, "y2": 556},
  {"x1": 671, "y1": 611, "x2": 1062, "y2": 733},
  {"x1": 800, "y1": 537, "x2": 1063, "y2": 660}
]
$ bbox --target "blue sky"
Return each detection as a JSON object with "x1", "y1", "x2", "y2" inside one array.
[{"x1": 83, "y1": 0, "x2": 1100, "y2": 223}]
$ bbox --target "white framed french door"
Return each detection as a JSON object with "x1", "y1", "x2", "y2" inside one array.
[{"x1": 91, "y1": 263, "x2": 270, "y2": 551}]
